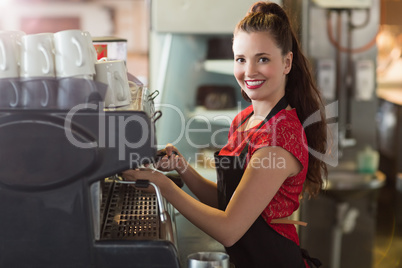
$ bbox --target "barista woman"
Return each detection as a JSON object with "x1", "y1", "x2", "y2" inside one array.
[{"x1": 123, "y1": 1, "x2": 327, "y2": 267}]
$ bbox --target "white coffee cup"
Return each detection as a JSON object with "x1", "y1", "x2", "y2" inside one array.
[
  {"x1": 20, "y1": 78, "x2": 58, "y2": 109},
  {"x1": 57, "y1": 77, "x2": 107, "y2": 110},
  {"x1": 84, "y1": 31, "x2": 98, "y2": 65},
  {"x1": 20, "y1": 33, "x2": 56, "y2": 78},
  {"x1": 0, "y1": 31, "x2": 25, "y2": 78},
  {"x1": 94, "y1": 60, "x2": 132, "y2": 107},
  {"x1": 0, "y1": 78, "x2": 21, "y2": 108},
  {"x1": 54, "y1": 29, "x2": 96, "y2": 78}
]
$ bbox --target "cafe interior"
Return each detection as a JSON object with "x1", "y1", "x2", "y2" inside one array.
[{"x1": 0, "y1": 0, "x2": 401, "y2": 267}]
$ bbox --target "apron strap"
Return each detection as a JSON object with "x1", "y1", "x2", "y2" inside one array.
[
  {"x1": 254, "y1": 96, "x2": 289, "y2": 130},
  {"x1": 241, "y1": 96, "x2": 288, "y2": 154}
]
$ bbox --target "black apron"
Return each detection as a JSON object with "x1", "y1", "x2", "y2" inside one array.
[{"x1": 214, "y1": 96, "x2": 321, "y2": 268}]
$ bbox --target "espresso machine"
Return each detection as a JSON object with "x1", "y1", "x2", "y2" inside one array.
[{"x1": 0, "y1": 79, "x2": 180, "y2": 267}]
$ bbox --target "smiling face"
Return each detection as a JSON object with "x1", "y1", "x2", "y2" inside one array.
[{"x1": 233, "y1": 31, "x2": 293, "y2": 105}]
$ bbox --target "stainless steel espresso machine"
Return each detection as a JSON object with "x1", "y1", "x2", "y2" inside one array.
[{"x1": 0, "y1": 78, "x2": 180, "y2": 267}]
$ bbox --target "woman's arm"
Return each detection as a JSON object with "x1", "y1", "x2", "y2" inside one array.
[
  {"x1": 176, "y1": 162, "x2": 219, "y2": 207},
  {"x1": 123, "y1": 146, "x2": 301, "y2": 247},
  {"x1": 155, "y1": 144, "x2": 218, "y2": 207}
]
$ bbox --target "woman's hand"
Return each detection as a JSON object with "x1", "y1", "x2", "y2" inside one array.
[
  {"x1": 154, "y1": 143, "x2": 187, "y2": 174},
  {"x1": 121, "y1": 168, "x2": 168, "y2": 193}
]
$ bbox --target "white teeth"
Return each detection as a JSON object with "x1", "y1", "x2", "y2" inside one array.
[{"x1": 246, "y1": 81, "x2": 264, "y2": 86}]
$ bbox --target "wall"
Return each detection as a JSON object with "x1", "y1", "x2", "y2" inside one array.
[{"x1": 0, "y1": 0, "x2": 150, "y2": 79}]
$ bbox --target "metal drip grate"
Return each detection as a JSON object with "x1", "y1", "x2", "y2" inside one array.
[
  {"x1": 100, "y1": 180, "x2": 113, "y2": 229},
  {"x1": 101, "y1": 182, "x2": 160, "y2": 240}
]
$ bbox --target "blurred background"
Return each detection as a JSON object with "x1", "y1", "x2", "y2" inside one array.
[{"x1": 0, "y1": 0, "x2": 150, "y2": 83}]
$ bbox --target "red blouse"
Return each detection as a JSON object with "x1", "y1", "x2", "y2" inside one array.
[{"x1": 219, "y1": 105, "x2": 308, "y2": 245}]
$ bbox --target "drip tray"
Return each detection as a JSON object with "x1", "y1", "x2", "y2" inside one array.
[{"x1": 101, "y1": 182, "x2": 160, "y2": 240}]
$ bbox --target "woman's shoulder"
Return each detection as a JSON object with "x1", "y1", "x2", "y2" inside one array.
[
  {"x1": 268, "y1": 109, "x2": 303, "y2": 130},
  {"x1": 250, "y1": 109, "x2": 308, "y2": 165},
  {"x1": 252, "y1": 109, "x2": 306, "y2": 147}
]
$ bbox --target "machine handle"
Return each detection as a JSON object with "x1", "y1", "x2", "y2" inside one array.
[
  {"x1": 114, "y1": 178, "x2": 168, "y2": 223},
  {"x1": 133, "y1": 179, "x2": 150, "y2": 188},
  {"x1": 152, "y1": 110, "x2": 162, "y2": 123},
  {"x1": 148, "y1": 90, "x2": 159, "y2": 101}
]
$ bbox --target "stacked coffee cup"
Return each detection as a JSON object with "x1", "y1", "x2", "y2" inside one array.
[
  {"x1": 0, "y1": 29, "x2": 104, "y2": 109},
  {"x1": 53, "y1": 30, "x2": 97, "y2": 79},
  {"x1": 94, "y1": 57, "x2": 133, "y2": 110},
  {"x1": 0, "y1": 30, "x2": 25, "y2": 108},
  {"x1": 53, "y1": 30, "x2": 102, "y2": 110}
]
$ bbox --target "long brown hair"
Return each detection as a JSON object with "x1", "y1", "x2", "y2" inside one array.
[{"x1": 235, "y1": 1, "x2": 328, "y2": 197}]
